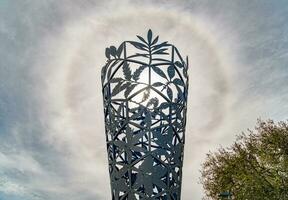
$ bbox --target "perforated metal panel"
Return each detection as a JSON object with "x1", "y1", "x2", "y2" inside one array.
[{"x1": 101, "y1": 30, "x2": 189, "y2": 200}]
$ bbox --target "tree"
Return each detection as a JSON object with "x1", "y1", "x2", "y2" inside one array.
[{"x1": 200, "y1": 119, "x2": 288, "y2": 200}]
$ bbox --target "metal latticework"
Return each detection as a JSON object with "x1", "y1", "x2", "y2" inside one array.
[{"x1": 101, "y1": 30, "x2": 189, "y2": 200}]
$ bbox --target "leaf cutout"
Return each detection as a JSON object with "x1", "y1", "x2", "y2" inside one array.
[
  {"x1": 137, "y1": 35, "x2": 148, "y2": 45},
  {"x1": 175, "y1": 84, "x2": 184, "y2": 101},
  {"x1": 124, "y1": 83, "x2": 137, "y2": 98},
  {"x1": 133, "y1": 65, "x2": 147, "y2": 81},
  {"x1": 131, "y1": 107, "x2": 144, "y2": 120},
  {"x1": 152, "y1": 42, "x2": 169, "y2": 50},
  {"x1": 116, "y1": 43, "x2": 124, "y2": 58},
  {"x1": 112, "y1": 82, "x2": 131, "y2": 97},
  {"x1": 101, "y1": 64, "x2": 108, "y2": 83},
  {"x1": 153, "y1": 48, "x2": 168, "y2": 55},
  {"x1": 122, "y1": 61, "x2": 132, "y2": 80},
  {"x1": 129, "y1": 41, "x2": 148, "y2": 51},
  {"x1": 117, "y1": 102, "x2": 124, "y2": 118},
  {"x1": 144, "y1": 111, "x2": 152, "y2": 127},
  {"x1": 131, "y1": 145, "x2": 146, "y2": 153},
  {"x1": 151, "y1": 66, "x2": 167, "y2": 79},
  {"x1": 145, "y1": 181, "x2": 153, "y2": 196},
  {"x1": 140, "y1": 155, "x2": 153, "y2": 169},
  {"x1": 112, "y1": 178, "x2": 129, "y2": 193},
  {"x1": 175, "y1": 61, "x2": 184, "y2": 68},
  {"x1": 152, "y1": 58, "x2": 170, "y2": 62},
  {"x1": 114, "y1": 140, "x2": 126, "y2": 149},
  {"x1": 147, "y1": 29, "x2": 153, "y2": 44},
  {"x1": 107, "y1": 60, "x2": 119, "y2": 79},
  {"x1": 151, "y1": 36, "x2": 159, "y2": 46},
  {"x1": 167, "y1": 65, "x2": 175, "y2": 79},
  {"x1": 134, "y1": 53, "x2": 149, "y2": 58},
  {"x1": 125, "y1": 126, "x2": 134, "y2": 143},
  {"x1": 110, "y1": 46, "x2": 117, "y2": 57},
  {"x1": 110, "y1": 77, "x2": 123, "y2": 83},
  {"x1": 173, "y1": 78, "x2": 184, "y2": 86},
  {"x1": 154, "y1": 176, "x2": 167, "y2": 186},
  {"x1": 115, "y1": 166, "x2": 128, "y2": 179},
  {"x1": 107, "y1": 65, "x2": 113, "y2": 79},
  {"x1": 159, "y1": 102, "x2": 170, "y2": 110},
  {"x1": 105, "y1": 48, "x2": 110, "y2": 59},
  {"x1": 155, "y1": 52, "x2": 169, "y2": 55},
  {"x1": 132, "y1": 132, "x2": 145, "y2": 144},
  {"x1": 119, "y1": 82, "x2": 131, "y2": 92},
  {"x1": 111, "y1": 81, "x2": 123, "y2": 96},
  {"x1": 152, "y1": 82, "x2": 164, "y2": 87},
  {"x1": 167, "y1": 87, "x2": 173, "y2": 100}
]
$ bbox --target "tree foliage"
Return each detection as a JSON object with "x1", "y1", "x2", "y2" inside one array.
[{"x1": 201, "y1": 119, "x2": 288, "y2": 200}]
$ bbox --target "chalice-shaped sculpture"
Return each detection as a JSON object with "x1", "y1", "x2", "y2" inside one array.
[{"x1": 101, "y1": 30, "x2": 189, "y2": 200}]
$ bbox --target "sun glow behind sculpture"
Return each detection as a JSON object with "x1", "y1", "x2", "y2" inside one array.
[{"x1": 12, "y1": 3, "x2": 240, "y2": 199}]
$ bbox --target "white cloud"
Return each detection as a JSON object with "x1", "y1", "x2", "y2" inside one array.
[{"x1": 1, "y1": 0, "x2": 287, "y2": 200}]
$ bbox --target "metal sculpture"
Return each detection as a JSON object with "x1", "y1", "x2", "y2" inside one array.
[{"x1": 101, "y1": 30, "x2": 189, "y2": 200}]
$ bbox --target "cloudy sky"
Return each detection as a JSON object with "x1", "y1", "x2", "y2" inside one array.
[{"x1": 0, "y1": 0, "x2": 288, "y2": 199}]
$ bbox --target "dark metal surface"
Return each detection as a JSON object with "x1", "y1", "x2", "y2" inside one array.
[{"x1": 101, "y1": 30, "x2": 189, "y2": 200}]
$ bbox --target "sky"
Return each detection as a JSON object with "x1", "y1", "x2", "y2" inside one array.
[{"x1": 0, "y1": 0, "x2": 288, "y2": 199}]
